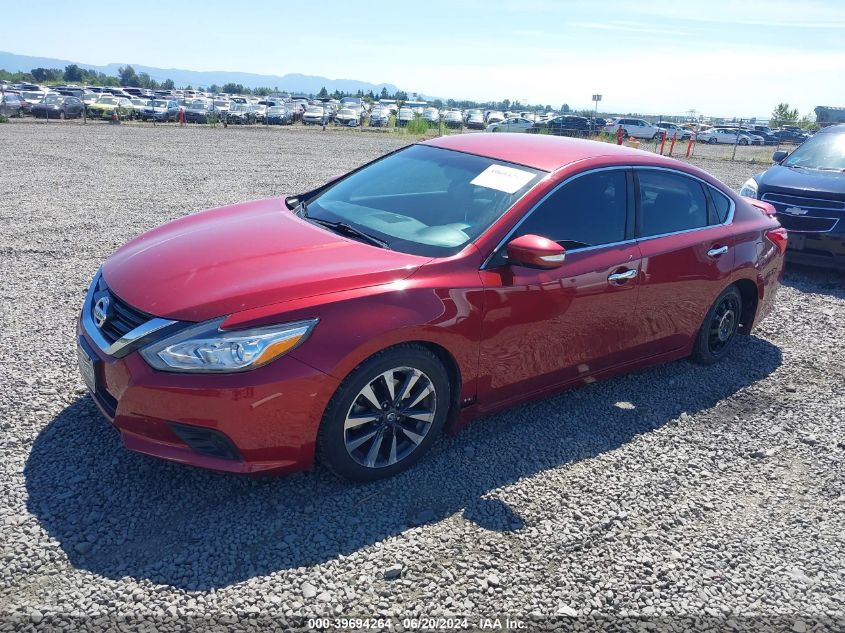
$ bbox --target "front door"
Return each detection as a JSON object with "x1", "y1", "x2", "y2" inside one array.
[{"x1": 478, "y1": 168, "x2": 643, "y2": 407}]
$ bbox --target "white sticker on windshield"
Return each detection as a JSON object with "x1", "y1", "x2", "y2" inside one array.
[{"x1": 470, "y1": 164, "x2": 535, "y2": 194}]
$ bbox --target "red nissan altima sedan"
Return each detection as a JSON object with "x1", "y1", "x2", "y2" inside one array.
[{"x1": 77, "y1": 134, "x2": 786, "y2": 480}]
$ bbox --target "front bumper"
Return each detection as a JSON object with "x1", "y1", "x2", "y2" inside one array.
[
  {"x1": 77, "y1": 302, "x2": 339, "y2": 475},
  {"x1": 784, "y1": 233, "x2": 845, "y2": 271}
]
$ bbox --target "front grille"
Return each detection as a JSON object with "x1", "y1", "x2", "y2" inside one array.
[
  {"x1": 91, "y1": 277, "x2": 151, "y2": 344},
  {"x1": 762, "y1": 192, "x2": 845, "y2": 211},
  {"x1": 775, "y1": 214, "x2": 839, "y2": 233}
]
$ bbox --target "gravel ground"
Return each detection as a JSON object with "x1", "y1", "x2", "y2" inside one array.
[{"x1": 1, "y1": 122, "x2": 843, "y2": 632}]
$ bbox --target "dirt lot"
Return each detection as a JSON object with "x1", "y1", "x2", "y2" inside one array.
[{"x1": 0, "y1": 122, "x2": 843, "y2": 632}]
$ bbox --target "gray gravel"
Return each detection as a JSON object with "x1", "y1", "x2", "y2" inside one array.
[{"x1": 1, "y1": 122, "x2": 843, "y2": 632}]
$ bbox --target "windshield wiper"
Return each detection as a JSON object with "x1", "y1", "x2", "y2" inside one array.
[{"x1": 306, "y1": 216, "x2": 389, "y2": 249}]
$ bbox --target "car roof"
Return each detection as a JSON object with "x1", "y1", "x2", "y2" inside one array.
[{"x1": 421, "y1": 134, "x2": 667, "y2": 172}]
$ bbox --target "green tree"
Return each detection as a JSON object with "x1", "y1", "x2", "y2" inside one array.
[
  {"x1": 379, "y1": 87, "x2": 389, "y2": 99},
  {"x1": 161, "y1": 79, "x2": 175, "y2": 90},
  {"x1": 317, "y1": 86, "x2": 329, "y2": 98},
  {"x1": 63, "y1": 64, "x2": 83, "y2": 82},
  {"x1": 771, "y1": 102, "x2": 799, "y2": 125},
  {"x1": 118, "y1": 65, "x2": 139, "y2": 86},
  {"x1": 31, "y1": 67, "x2": 62, "y2": 82},
  {"x1": 561, "y1": 103, "x2": 570, "y2": 113}
]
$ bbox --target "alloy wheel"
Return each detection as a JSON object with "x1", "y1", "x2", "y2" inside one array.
[
  {"x1": 708, "y1": 294, "x2": 740, "y2": 355},
  {"x1": 344, "y1": 367, "x2": 437, "y2": 469}
]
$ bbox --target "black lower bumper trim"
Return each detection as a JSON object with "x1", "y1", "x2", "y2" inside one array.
[{"x1": 167, "y1": 423, "x2": 241, "y2": 461}]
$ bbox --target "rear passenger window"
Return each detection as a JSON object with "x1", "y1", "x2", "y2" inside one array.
[
  {"x1": 708, "y1": 188, "x2": 732, "y2": 223},
  {"x1": 514, "y1": 170, "x2": 628, "y2": 250},
  {"x1": 637, "y1": 170, "x2": 708, "y2": 237}
]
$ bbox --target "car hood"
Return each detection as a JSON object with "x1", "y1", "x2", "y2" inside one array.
[
  {"x1": 102, "y1": 197, "x2": 431, "y2": 322},
  {"x1": 757, "y1": 164, "x2": 845, "y2": 199}
]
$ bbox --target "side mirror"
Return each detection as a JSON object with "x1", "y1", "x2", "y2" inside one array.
[
  {"x1": 505, "y1": 234, "x2": 566, "y2": 269},
  {"x1": 772, "y1": 150, "x2": 789, "y2": 163}
]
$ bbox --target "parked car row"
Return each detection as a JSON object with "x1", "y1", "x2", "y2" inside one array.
[{"x1": 0, "y1": 82, "x2": 819, "y2": 146}]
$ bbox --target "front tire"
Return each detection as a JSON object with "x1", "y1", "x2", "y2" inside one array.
[
  {"x1": 691, "y1": 286, "x2": 742, "y2": 365},
  {"x1": 318, "y1": 345, "x2": 451, "y2": 481},
  {"x1": 709, "y1": 137, "x2": 718, "y2": 144}
]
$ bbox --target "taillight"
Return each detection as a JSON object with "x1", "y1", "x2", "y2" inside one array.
[{"x1": 766, "y1": 227, "x2": 788, "y2": 254}]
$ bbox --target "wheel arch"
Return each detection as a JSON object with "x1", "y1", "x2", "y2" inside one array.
[
  {"x1": 730, "y1": 277, "x2": 760, "y2": 334},
  {"x1": 329, "y1": 339, "x2": 464, "y2": 433}
]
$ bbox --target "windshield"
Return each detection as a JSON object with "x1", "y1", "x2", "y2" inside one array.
[
  {"x1": 268, "y1": 106, "x2": 285, "y2": 113},
  {"x1": 230, "y1": 103, "x2": 247, "y2": 111},
  {"x1": 782, "y1": 132, "x2": 845, "y2": 170},
  {"x1": 43, "y1": 94, "x2": 63, "y2": 104},
  {"x1": 151, "y1": 100, "x2": 167, "y2": 108},
  {"x1": 305, "y1": 145, "x2": 545, "y2": 257},
  {"x1": 97, "y1": 97, "x2": 116, "y2": 105},
  {"x1": 188, "y1": 100, "x2": 206, "y2": 110}
]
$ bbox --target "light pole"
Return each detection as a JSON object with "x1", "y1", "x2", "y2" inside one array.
[{"x1": 592, "y1": 94, "x2": 602, "y2": 134}]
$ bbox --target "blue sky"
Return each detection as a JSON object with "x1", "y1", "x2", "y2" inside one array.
[{"x1": 3, "y1": 0, "x2": 844, "y2": 117}]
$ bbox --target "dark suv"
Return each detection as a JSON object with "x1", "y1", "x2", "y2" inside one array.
[{"x1": 740, "y1": 124, "x2": 845, "y2": 270}]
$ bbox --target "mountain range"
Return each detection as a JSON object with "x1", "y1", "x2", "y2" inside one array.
[{"x1": 0, "y1": 51, "x2": 402, "y2": 95}]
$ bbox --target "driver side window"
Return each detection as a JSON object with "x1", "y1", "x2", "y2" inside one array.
[{"x1": 510, "y1": 170, "x2": 629, "y2": 251}]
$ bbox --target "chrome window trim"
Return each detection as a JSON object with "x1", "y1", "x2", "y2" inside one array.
[
  {"x1": 480, "y1": 163, "x2": 737, "y2": 269},
  {"x1": 81, "y1": 270, "x2": 179, "y2": 358}
]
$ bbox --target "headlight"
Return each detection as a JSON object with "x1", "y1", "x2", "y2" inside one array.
[
  {"x1": 739, "y1": 178, "x2": 758, "y2": 199},
  {"x1": 140, "y1": 317, "x2": 318, "y2": 373}
]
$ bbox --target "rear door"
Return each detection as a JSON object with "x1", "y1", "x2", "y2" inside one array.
[{"x1": 632, "y1": 168, "x2": 736, "y2": 356}]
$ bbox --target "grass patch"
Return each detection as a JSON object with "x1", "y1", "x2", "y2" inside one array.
[{"x1": 405, "y1": 118, "x2": 429, "y2": 134}]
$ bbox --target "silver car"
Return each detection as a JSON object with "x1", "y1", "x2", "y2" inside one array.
[
  {"x1": 369, "y1": 107, "x2": 391, "y2": 127},
  {"x1": 335, "y1": 108, "x2": 361, "y2": 127},
  {"x1": 486, "y1": 117, "x2": 534, "y2": 133},
  {"x1": 302, "y1": 106, "x2": 326, "y2": 125},
  {"x1": 397, "y1": 107, "x2": 415, "y2": 127},
  {"x1": 422, "y1": 107, "x2": 440, "y2": 124}
]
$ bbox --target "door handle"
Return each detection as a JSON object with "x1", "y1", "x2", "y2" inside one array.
[
  {"x1": 707, "y1": 245, "x2": 729, "y2": 257},
  {"x1": 608, "y1": 269, "x2": 638, "y2": 283}
]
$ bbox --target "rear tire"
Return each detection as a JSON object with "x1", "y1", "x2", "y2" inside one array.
[
  {"x1": 691, "y1": 286, "x2": 742, "y2": 365},
  {"x1": 709, "y1": 137, "x2": 718, "y2": 144},
  {"x1": 318, "y1": 345, "x2": 451, "y2": 481}
]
